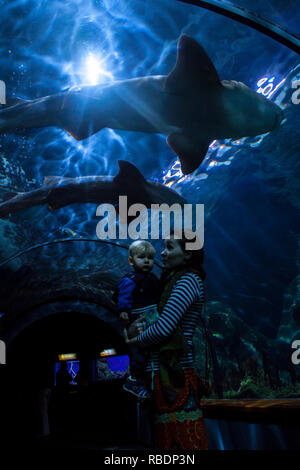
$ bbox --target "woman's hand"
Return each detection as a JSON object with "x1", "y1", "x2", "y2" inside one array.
[{"x1": 127, "y1": 316, "x2": 145, "y2": 339}]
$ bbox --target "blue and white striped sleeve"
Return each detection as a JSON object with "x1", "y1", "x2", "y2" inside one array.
[{"x1": 137, "y1": 273, "x2": 203, "y2": 348}]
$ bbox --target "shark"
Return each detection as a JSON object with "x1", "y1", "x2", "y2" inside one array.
[
  {"x1": 0, "y1": 160, "x2": 186, "y2": 218},
  {"x1": 0, "y1": 35, "x2": 283, "y2": 174}
]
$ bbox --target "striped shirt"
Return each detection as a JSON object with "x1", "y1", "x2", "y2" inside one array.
[{"x1": 137, "y1": 273, "x2": 204, "y2": 371}]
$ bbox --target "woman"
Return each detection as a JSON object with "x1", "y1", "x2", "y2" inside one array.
[{"x1": 127, "y1": 231, "x2": 208, "y2": 450}]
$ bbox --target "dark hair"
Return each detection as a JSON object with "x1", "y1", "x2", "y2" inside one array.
[{"x1": 169, "y1": 230, "x2": 206, "y2": 281}]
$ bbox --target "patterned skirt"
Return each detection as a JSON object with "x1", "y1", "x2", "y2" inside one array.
[{"x1": 150, "y1": 368, "x2": 208, "y2": 451}]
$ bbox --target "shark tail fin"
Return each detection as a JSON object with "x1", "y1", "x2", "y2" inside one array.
[
  {"x1": 61, "y1": 118, "x2": 106, "y2": 142},
  {"x1": 167, "y1": 133, "x2": 210, "y2": 175}
]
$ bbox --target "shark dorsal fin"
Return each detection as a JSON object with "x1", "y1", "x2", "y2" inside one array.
[
  {"x1": 165, "y1": 35, "x2": 221, "y2": 92},
  {"x1": 113, "y1": 160, "x2": 145, "y2": 185}
]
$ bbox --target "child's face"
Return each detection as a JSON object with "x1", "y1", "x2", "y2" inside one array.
[{"x1": 129, "y1": 246, "x2": 155, "y2": 273}]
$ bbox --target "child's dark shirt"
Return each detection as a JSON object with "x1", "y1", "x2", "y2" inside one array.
[{"x1": 117, "y1": 271, "x2": 160, "y2": 322}]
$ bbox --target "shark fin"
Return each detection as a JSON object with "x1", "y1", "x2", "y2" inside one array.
[
  {"x1": 113, "y1": 160, "x2": 145, "y2": 185},
  {"x1": 165, "y1": 34, "x2": 221, "y2": 93},
  {"x1": 167, "y1": 132, "x2": 210, "y2": 174}
]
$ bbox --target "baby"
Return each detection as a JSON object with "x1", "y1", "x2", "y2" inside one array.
[{"x1": 117, "y1": 240, "x2": 160, "y2": 399}]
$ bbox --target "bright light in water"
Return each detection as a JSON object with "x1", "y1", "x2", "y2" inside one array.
[
  {"x1": 84, "y1": 52, "x2": 113, "y2": 85},
  {"x1": 256, "y1": 76, "x2": 286, "y2": 99},
  {"x1": 163, "y1": 159, "x2": 183, "y2": 186}
]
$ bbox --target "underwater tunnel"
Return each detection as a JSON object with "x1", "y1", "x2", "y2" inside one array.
[{"x1": 0, "y1": 0, "x2": 299, "y2": 452}]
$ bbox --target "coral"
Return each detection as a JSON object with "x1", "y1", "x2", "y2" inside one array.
[{"x1": 193, "y1": 300, "x2": 300, "y2": 399}]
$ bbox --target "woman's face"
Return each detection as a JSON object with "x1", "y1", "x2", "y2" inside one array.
[{"x1": 161, "y1": 236, "x2": 187, "y2": 270}]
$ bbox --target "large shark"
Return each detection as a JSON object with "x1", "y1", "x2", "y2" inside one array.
[
  {"x1": 0, "y1": 35, "x2": 283, "y2": 174},
  {"x1": 0, "y1": 160, "x2": 186, "y2": 218}
]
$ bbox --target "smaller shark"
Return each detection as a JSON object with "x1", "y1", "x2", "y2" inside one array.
[
  {"x1": 0, "y1": 160, "x2": 186, "y2": 218},
  {"x1": 0, "y1": 35, "x2": 283, "y2": 174}
]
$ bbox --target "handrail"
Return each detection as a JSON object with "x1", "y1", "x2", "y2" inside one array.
[
  {"x1": 0, "y1": 237, "x2": 163, "y2": 269},
  {"x1": 201, "y1": 398, "x2": 300, "y2": 422}
]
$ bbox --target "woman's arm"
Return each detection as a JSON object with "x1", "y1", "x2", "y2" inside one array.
[{"x1": 137, "y1": 273, "x2": 203, "y2": 348}]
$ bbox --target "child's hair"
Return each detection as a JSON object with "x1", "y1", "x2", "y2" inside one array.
[
  {"x1": 129, "y1": 240, "x2": 155, "y2": 257},
  {"x1": 170, "y1": 230, "x2": 206, "y2": 281}
]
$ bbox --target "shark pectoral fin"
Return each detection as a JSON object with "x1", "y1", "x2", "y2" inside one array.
[
  {"x1": 165, "y1": 34, "x2": 221, "y2": 92},
  {"x1": 46, "y1": 187, "x2": 68, "y2": 210},
  {"x1": 167, "y1": 133, "x2": 210, "y2": 175},
  {"x1": 60, "y1": 92, "x2": 106, "y2": 141}
]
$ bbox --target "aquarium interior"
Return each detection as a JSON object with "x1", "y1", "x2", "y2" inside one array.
[{"x1": 0, "y1": 0, "x2": 299, "y2": 450}]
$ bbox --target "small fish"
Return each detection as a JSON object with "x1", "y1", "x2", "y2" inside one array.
[
  {"x1": 212, "y1": 333, "x2": 224, "y2": 340},
  {"x1": 60, "y1": 228, "x2": 78, "y2": 238}
]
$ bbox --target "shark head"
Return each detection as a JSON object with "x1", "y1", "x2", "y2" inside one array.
[{"x1": 221, "y1": 80, "x2": 284, "y2": 138}]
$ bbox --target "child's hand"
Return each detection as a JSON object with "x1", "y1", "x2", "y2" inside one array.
[
  {"x1": 123, "y1": 328, "x2": 138, "y2": 345},
  {"x1": 136, "y1": 316, "x2": 146, "y2": 334},
  {"x1": 119, "y1": 311, "x2": 129, "y2": 325},
  {"x1": 127, "y1": 316, "x2": 145, "y2": 338}
]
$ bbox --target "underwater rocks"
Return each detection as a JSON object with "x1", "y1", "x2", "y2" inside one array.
[
  {"x1": 194, "y1": 301, "x2": 299, "y2": 398},
  {"x1": 278, "y1": 274, "x2": 300, "y2": 343},
  {"x1": 0, "y1": 267, "x2": 121, "y2": 343},
  {"x1": 0, "y1": 219, "x2": 29, "y2": 270}
]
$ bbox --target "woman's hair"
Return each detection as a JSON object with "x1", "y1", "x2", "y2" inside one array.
[{"x1": 170, "y1": 230, "x2": 206, "y2": 281}]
